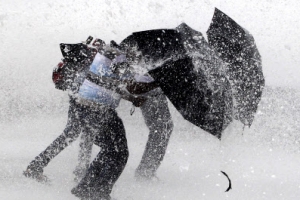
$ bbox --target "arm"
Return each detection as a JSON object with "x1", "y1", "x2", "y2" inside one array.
[
  {"x1": 85, "y1": 72, "x2": 153, "y2": 107},
  {"x1": 86, "y1": 71, "x2": 160, "y2": 95},
  {"x1": 125, "y1": 79, "x2": 160, "y2": 95},
  {"x1": 115, "y1": 87, "x2": 148, "y2": 107}
]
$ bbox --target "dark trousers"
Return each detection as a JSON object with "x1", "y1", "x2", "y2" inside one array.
[
  {"x1": 72, "y1": 107, "x2": 128, "y2": 199},
  {"x1": 75, "y1": 92, "x2": 173, "y2": 180},
  {"x1": 136, "y1": 93, "x2": 173, "y2": 177},
  {"x1": 28, "y1": 96, "x2": 128, "y2": 198}
]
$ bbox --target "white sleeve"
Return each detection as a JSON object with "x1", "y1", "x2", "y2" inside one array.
[{"x1": 133, "y1": 74, "x2": 154, "y2": 83}]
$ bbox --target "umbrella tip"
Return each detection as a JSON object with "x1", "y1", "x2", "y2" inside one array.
[
  {"x1": 214, "y1": 7, "x2": 224, "y2": 15},
  {"x1": 178, "y1": 22, "x2": 188, "y2": 28}
]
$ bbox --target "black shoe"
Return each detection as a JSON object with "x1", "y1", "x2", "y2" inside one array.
[
  {"x1": 73, "y1": 167, "x2": 88, "y2": 182},
  {"x1": 80, "y1": 196, "x2": 111, "y2": 200},
  {"x1": 72, "y1": 185, "x2": 111, "y2": 200},
  {"x1": 134, "y1": 169, "x2": 159, "y2": 182},
  {"x1": 79, "y1": 197, "x2": 111, "y2": 200},
  {"x1": 23, "y1": 165, "x2": 49, "y2": 183}
]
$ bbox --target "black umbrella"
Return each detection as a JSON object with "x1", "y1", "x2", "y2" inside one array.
[
  {"x1": 119, "y1": 25, "x2": 233, "y2": 139},
  {"x1": 207, "y1": 8, "x2": 265, "y2": 126}
]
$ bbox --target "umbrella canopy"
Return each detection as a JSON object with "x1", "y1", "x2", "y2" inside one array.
[
  {"x1": 119, "y1": 25, "x2": 233, "y2": 139},
  {"x1": 119, "y1": 29, "x2": 186, "y2": 65},
  {"x1": 174, "y1": 23, "x2": 233, "y2": 136},
  {"x1": 207, "y1": 8, "x2": 265, "y2": 126}
]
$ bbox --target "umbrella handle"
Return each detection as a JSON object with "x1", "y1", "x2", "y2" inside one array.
[{"x1": 221, "y1": 171, "x2": 232, "y2": 192}]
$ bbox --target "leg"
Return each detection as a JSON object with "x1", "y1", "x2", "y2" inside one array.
[
  {"x1": 24, "y1": 97, "x2": 84, "y2": 181},
  {"x1": 72, "y1": 108, "x2": 129, "y2": 200},
  {"x1": 73, "y1": 129, "x2": 94, "y2": 181},
  {"x1": 136, "y1": 93, "x2": 173, "y2": 178}
]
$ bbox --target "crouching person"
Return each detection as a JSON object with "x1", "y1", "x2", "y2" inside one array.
[
  {"x1": 70, "y1": 54, "x2": 129, "y2": 199},
  {"x1": 24, "y1": 45, "x2": 136, "y2": 199}
]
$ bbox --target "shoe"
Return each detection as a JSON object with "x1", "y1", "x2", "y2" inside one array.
[
  {"x1": 134, "y1": 169, "x2": 159, "y2": 182},
  {"x1": 80, "y1": 196, "x2": 111, "y2": 200},
  {"x1": 79, "y1": 197, "x2": 111, "y2": 200},
  {"x1": 23, "y1": 166, "x2": 49, "y2": 183},
  {"x1": 72, "y1": 185, "x2": 111, "y2": 200},
  {"x1": 73, "y1": 167, "x2": 87, "y2": 182}
]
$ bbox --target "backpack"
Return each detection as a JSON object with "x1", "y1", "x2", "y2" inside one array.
[{"x1": 52, "y1": 36, "x2": 105, "y2": 91}]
